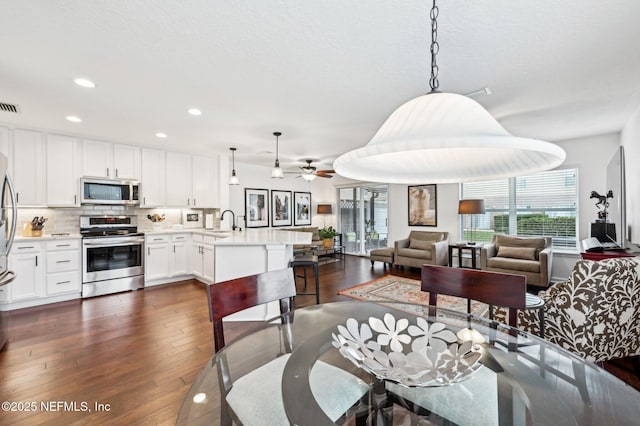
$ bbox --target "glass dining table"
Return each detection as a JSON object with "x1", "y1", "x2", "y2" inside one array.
[{"x1": 177, "y1": 301, "x2": 640, "y2": 425}]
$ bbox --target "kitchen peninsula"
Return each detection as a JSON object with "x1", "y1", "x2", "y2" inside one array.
[{"x1": 146, "y1": 228, "x2": 312, "y2": 320}]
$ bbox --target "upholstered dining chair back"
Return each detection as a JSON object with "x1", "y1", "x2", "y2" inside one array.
[
  {"x1": 421, "y1": 265, "x2": 527, "y2": 327},
  {"x1": 207, "y1": 268, "x2": 295, "y2": 352}
]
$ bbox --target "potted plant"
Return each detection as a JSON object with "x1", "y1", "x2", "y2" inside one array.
[{"x1": 318, "y1": 226, "x2": 337, "y2": 248}]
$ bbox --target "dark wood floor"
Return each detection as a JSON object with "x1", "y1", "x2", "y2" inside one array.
[{"x1": 0, "y1": 255, "x2": 638, "y2": 425}]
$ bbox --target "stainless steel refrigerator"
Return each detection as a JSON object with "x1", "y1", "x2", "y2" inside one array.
[{"x1": 0, "y1": 153, "x2": 17, "y2": 350}]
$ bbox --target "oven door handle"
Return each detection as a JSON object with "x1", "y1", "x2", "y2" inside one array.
[{"x1": 83, "y1": 238, "x2": 145, "y2": 247}]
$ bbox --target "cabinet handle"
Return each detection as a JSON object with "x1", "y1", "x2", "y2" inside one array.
[
  {"x1": 173, "y1": 245, "x2": 176, "y2": 253},
  {"x1": 56, "y1": 244, "x2": 71, "y2": 247},
  {"x1": 115, "y1": 168, "x2": 119, "y2": 177},
  {"x1": 153, "y1": 238, "x2": 163, "y2": 241},
  {"x1": 56, "y1": 260, "x2": 71, "y2": 263},
  {"x1": 193, "y1": 198, "x2": 196, "y2": 206},
  {"x1": 74, "y1": 194, "x2": 77, "y2": 204},
  {"x1": 106, "y1": 167, "x2": 110, "y2": 177},
  {"x1": 143, "y1": 197, "x2": 146, "y2": 205},
  {"x1": 56, "y1": 281, "x2": 71, "y2": 285},
  {"x1": 187, "y1": 198, "x2": 190, "y2": 206},
  {"x1": 16, "y1": 192, "x2": 19, "y2": 203},
  {"x1": 148, "y1": 247, "x2": 150, "y2": 256},
  {"x1": 18, "y1": 246, "x2": 35, "y2": 249},
  {"x1": 35, "y1": 255, "x2": 38, "y2": 267}
]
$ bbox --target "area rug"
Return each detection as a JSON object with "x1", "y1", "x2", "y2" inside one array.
[{"x1": 339, "y1": 275, "x2": 489, "y2": 317}]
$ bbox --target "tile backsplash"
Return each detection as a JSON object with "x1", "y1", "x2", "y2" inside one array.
[{"x1": 17, "y1": 206, "x2": 220, "y2": 235}]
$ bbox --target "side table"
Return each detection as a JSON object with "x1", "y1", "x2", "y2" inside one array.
[{"x1": 448, "y1": 243, "x2": 482, "y2": 269}]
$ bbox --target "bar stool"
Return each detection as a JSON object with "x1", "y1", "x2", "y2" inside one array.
[{"x1": 288, "y1": 254, "x2": 320, "y2": 304}]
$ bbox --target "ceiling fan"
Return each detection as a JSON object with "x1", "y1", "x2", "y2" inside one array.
[{"x1": 298, "y1": 159, "x2": 335, "y2": 180}]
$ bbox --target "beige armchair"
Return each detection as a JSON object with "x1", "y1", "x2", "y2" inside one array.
[
  {"x1": 394, "y1": 231, "x2": 449, "y2": 268},
  {"x1": 516, "y1": 257, "x2": 640, "y2": 363},
  {"x1": 481, "y1": 235, "x2": 552, "y2": 288}
]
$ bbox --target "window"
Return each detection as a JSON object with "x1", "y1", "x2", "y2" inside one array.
[{"x1": 460, "y1": 168, "x2": 578, "y2": 250}]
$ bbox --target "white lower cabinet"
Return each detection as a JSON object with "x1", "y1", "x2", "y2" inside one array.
[
  {"x1": 170, "y1": 234, "x2": 189, "y2": 276},
  {"x1": 45, "y1": 239, "x2": 81, "y2": 296},
  {"x1": 145, "y1": 235, "x2": 171, "y2": 282},
  {"x1": 8, "y1": 241, "x2": 45, "y2": 302},
  {"x1": 2, "y1": 239, "x2": 81, "y2": 310},
  {"x1": 145, "y1": 233, "x2": 192, "y2": 285},
  {"x1": 190, "y1": 234, "x2": 215, "y2": 283}
]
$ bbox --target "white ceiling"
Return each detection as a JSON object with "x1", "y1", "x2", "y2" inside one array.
[{"x1": 2, "y1": 0, "x2": 639, "y2": 172}]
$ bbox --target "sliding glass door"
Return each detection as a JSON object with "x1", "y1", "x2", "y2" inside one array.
[{"x1": 338, "y1": 185, "x2": 388, "y2": 255}]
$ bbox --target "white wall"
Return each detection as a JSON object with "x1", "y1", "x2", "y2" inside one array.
[
  {"x1": 622, "y1": 104, "x2": 640, "y2": 244},
  {"x1": 226, "y1": 161, "x2": 335, "y2": 230}
]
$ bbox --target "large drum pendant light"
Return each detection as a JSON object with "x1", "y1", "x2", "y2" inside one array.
[{"x1": 333, "y1": 1, "x2": 565, "y2": 184}]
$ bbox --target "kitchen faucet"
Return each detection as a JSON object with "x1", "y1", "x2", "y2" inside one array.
[{"x1": 220, "y1": 210, "x2": 237, "y2": 231}]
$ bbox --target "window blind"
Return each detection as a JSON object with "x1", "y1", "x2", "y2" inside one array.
[{"x1": 461, "y1": 169, "x2": 578, "y2": 249}]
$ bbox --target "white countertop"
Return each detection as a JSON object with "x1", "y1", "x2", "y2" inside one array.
[
  {"x1": 144, "y1": 228, "x2": 312, "y2": 245},
  {"x1": 15, "y1": 233, "x2": 82, "y2": 241}
]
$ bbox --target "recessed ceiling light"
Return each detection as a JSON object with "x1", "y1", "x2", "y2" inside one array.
[
  {"x1": 66, "y1": 115, "x2": 82, "y2": 123},
  {"x1": 187, "y1": 108, "x2": 202, "y2": 116},
  {"x1": 73, "y1": 78, "x2": 96, "y2": 88},
  {"x1": 155, "y1": 132, "x2": 167, "y2": 138}
]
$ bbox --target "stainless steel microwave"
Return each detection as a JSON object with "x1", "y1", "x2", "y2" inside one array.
[{"x1": 80, "y1": 178, "x2": 140, "y2": 205}]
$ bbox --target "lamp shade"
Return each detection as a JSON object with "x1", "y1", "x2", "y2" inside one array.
[
  {"x1": 317, "y1": 204, "x2": 332, "y2": 214},
  {"x1": 458, "y1": 199, "x2": 485, "y2": 215},
  {"x1": 333, "y1": 93, "x2": 566, "y2": 184}
]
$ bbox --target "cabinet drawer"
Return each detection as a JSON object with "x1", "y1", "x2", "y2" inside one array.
[
  {"x1": 191, "y1": 233, "x2": 204, "y2": 243},
  {"x1": 147, "y1": 234, "x2": 170, "y2": 244},
  {"x1": 46, "y1": 271, "x2": 81, "y2": 295},
  {"x1": 172, "y1": 233, "x2": 189, "y2": 242},
  {"x1": 47, "y1": 251, "x2": 80, "y2": 273},
  {"x1": 13, "y1": 242, "x2": 42, "y2": 253},
  {"x1": 46, "y1": 239, "x2": 80, "y2": 251}
]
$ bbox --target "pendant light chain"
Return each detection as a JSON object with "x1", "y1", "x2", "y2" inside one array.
[{"x1": 429, "y1": 0, "x2": 440, "y2": 93}]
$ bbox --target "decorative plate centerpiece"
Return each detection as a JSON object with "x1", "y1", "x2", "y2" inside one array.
[{"x1": 332, "y1": 313, "x2": 482, "y2": 387}]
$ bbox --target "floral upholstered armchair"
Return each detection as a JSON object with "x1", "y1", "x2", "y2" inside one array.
[{"x1": 516, "y1": 257, "x2": 640, "y2": 363}]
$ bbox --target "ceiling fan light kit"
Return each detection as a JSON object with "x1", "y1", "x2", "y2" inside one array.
[
  {"x1": 271, "y1": 131, "x2": 284, "y2": 179},
  {"x1": 333, "y1": 0, "x2": 566, "y2": 184}
]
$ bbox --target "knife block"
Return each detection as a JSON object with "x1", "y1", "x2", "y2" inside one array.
[{"x1": 22, "y1": 223, "x2": 43, "y2": 237}]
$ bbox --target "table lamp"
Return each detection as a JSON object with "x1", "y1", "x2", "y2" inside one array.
[
  {"x1": 317, "y1": 204, "x2": 332, "y2": 227},
  {"x1": 458, "y1": 199, "x2": 485, "y2": 245}
]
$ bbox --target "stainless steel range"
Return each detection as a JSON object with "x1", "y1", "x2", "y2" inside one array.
[{"x1": 81, "y1": 215, "x2": 144, "y2": 298}]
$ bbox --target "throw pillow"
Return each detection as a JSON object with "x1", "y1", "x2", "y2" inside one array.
[
  {"x1": 409, "y1": 239, "x2": 432, "y2": 250},
  {"x1": 497, "y1": 246, "x2": 537, "y2": 260}
]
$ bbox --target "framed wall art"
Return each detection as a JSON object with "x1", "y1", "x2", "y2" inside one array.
[
  {"x1": 271, "y1": 190, "x2": 292, "y2": 227},
  {"x1": 408, "y1": 184, "x2": 437, "y2": 226},
  {"x1": 293, "y1": 191, "x2": 312, "y2": 226},
  {"x1": 244, "y1": 188, "x2": 269, "y2": 228}
]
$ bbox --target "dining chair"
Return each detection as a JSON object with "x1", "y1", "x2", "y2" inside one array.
[
  {"x1": 207, "y1": 268, "x2": 368, "y2": 426},
  {"x1": 421, "y1": 264, "x2": 527, "y2": 329}
]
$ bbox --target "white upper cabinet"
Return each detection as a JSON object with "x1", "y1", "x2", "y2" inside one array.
[
  {"x1": 192, "y1": 155, "x2": 218, "y2": 208},
  {"x1": 113, "y1": 143, "x2": 141, "y2": 179},
  {"x1": 47, "y1": 134, "x2": 80, "y2": 206},
  {"x1": 13, "y1": 128, "x2": 46, "y2": 206},
  {"x1": 166, "y1": 151, "x2": 192, "y2": 207},
  {"x1": 82, "y1": 139, "x2": 140, "y2": 179},
  {"x1": 140, "y1": 148, "x2": 166, "y2": 207}
]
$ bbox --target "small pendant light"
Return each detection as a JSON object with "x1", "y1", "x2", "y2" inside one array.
[
  {"x1": 229, "y1": 147, "x2": 239, "y2": 185},
  {"x1": 271, "y1": 131, "x2": 284, "y2": 179}
]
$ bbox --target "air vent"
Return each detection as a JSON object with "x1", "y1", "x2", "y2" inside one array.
[{"x1": 0, "y1": 102, "x2": 20, "y2": 114}]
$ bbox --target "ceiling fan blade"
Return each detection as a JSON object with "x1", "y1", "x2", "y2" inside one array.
[
  {"x1": 317, "y1": 174, "x2": 333, "y2": 178},
  {"x1": 316, "y1": 169, "x2": 335, "y2": 176}
]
